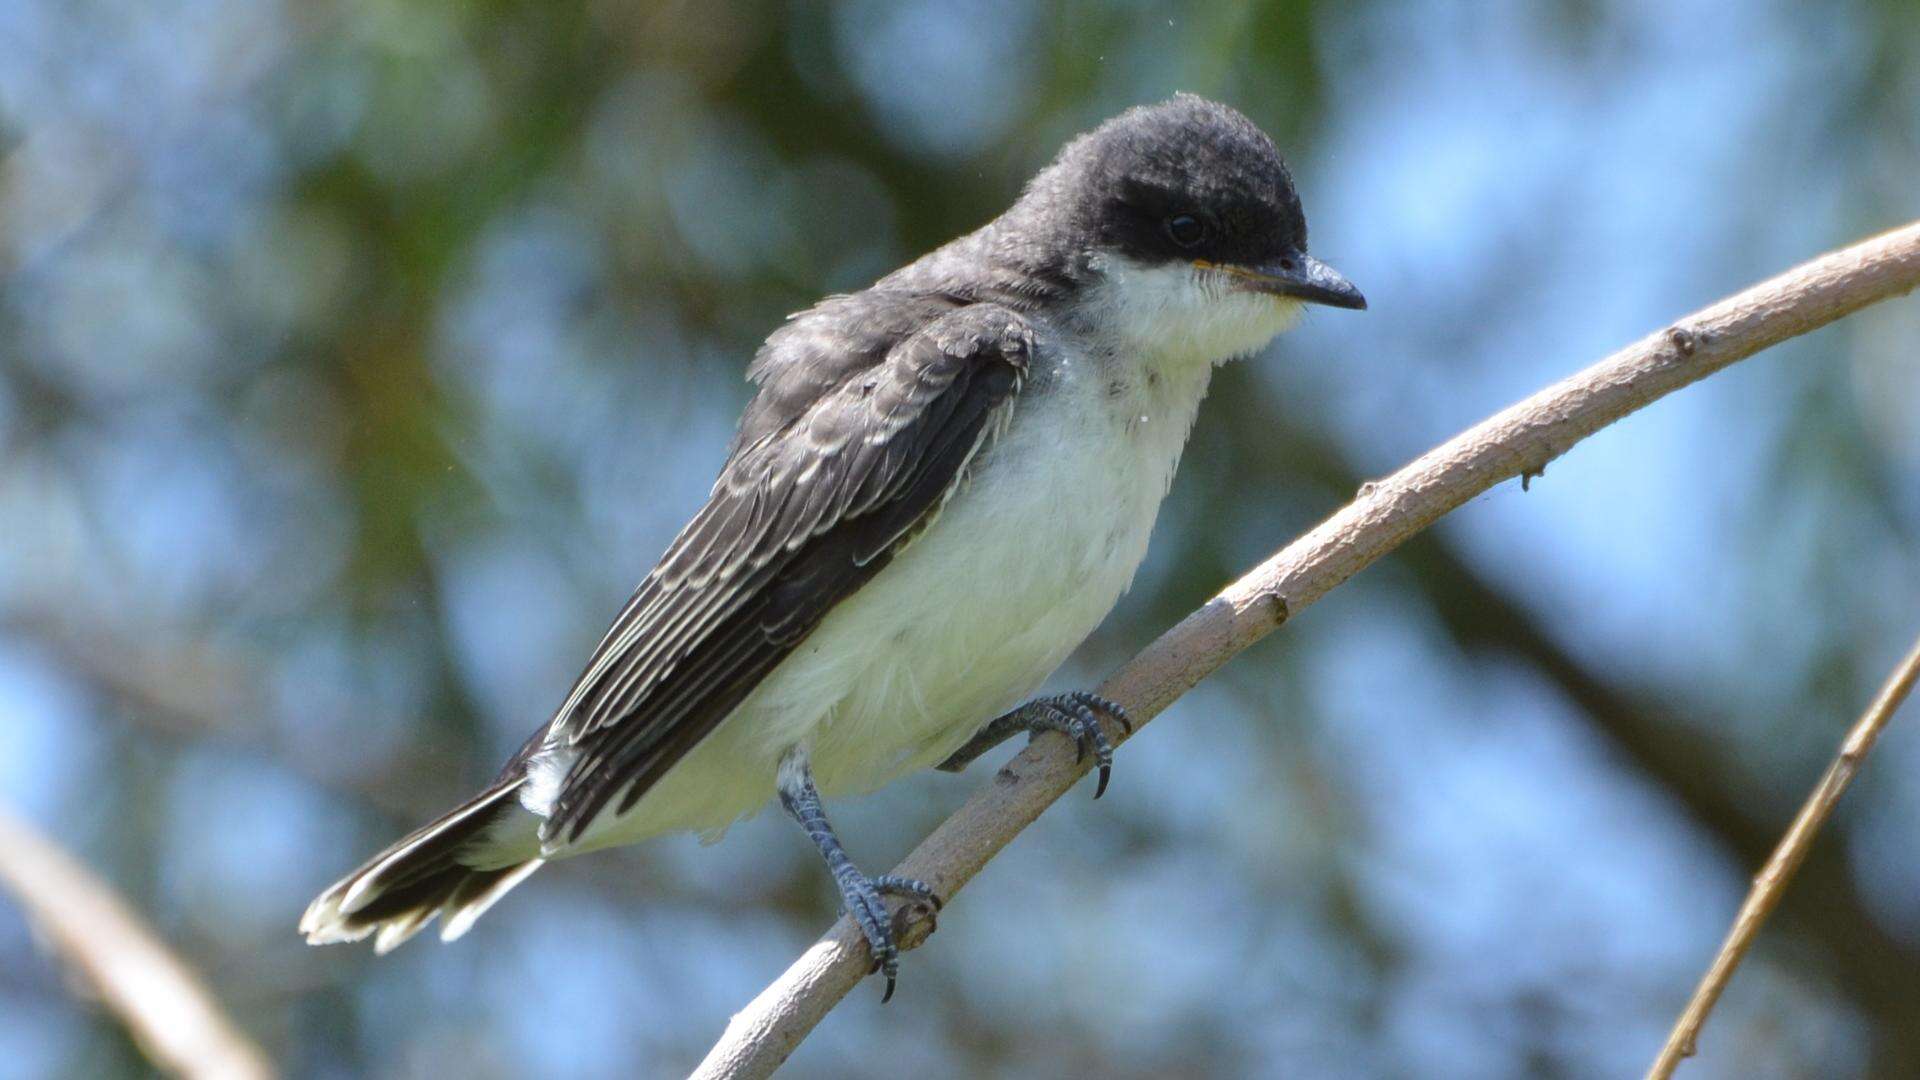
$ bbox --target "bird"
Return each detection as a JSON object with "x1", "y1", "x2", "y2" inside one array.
[{"x1": 301, "y1": 93, "x2": 1365, "y2": 999}]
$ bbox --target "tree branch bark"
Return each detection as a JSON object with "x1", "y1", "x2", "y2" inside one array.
[
  {"x1": 0, "y1": 807, "x2": 275, "y2": 1080},
  {"x1": 1405, "y1": 535, "x2": 1920, "y2": 1073},
  {"x1": 694, "y1": 221, "x2": 1920, "y2": 1079},
  {"x1": 1646, "y1": 631, "x2": 1920, "y2": 1079}
]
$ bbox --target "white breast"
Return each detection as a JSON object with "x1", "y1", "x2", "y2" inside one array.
[{"x1": 784, "y1": 342, "x2": 1215, "y2": 795}]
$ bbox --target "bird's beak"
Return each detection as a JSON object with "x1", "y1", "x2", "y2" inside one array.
[{"x1": 1199, "y1": 252, "x2": 1367, "y2": 310}]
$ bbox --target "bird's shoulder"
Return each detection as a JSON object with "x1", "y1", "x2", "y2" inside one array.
[{"x1": 727, "y1": 288, "x2": 1036, "y2": 461}]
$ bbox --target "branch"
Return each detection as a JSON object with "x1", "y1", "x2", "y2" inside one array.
[
  {"x1": 1407, "y1": 536, "x2": 1920, "y2": 1072},
  {"x1": 695, "y1": 221, "x2": 1920, "y2": 1079},
  {"x1": 1646, "y1": 631, "x2": 1920, "y2": 1079},
  {"x1": 0, "y1": 807, "x2": 275, "y2": 1080},
  {"x1": 1222, "y1": 359, "x2": 1920, "y2": 1069}
]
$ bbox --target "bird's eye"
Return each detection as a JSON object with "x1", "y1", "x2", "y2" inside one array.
[{"x1": 1165, "y1": 214, "x2": 1206, "y2": 248}]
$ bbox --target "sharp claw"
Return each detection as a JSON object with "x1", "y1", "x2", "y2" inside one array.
[
  {"x1": 984, "y1": 691, "x2": 1129, "y2": 799},
  {"x1": 845, "y1": 876, "x2": 944, "y2": 1001}
]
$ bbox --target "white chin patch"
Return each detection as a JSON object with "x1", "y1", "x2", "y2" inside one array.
[{"x1": 1088, "y1": 255, "x2": 1302, "y2": 367}]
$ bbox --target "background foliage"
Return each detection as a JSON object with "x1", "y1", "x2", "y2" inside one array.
[{"x1": 2, "y1": 1, "x2": 1918, "y2": 1076}]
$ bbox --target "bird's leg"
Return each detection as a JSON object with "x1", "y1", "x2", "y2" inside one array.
[
  {"x1": 776, "y1": 748, "x2": 941, "y2": 1002},
  {"x1": 935, "y1": 691, "x2": 1134, "y2": 798}
]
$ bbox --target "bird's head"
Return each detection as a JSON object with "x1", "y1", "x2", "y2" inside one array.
[{"x1": 1010, "y1": 94, "x2": 1364, "y2": 366}]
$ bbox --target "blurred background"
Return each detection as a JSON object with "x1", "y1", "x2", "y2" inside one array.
[{"x1": 2, "y1": 0, "x2": 1917, "y2": 1077}]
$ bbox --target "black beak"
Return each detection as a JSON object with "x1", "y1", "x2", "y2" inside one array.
[{"x1": 1209, "y1": 251, "x2": 1367, "y2": 310}]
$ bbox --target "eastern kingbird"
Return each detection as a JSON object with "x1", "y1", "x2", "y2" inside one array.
[{"x1": 302, "y1": 94, "x2": 1364, "y2": 998}]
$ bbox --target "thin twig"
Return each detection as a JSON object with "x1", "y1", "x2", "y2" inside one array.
[
  {"x1": 694, "y1": 221, "x2": 1920, "y2": 1079},
  {"x1": 1413, "y1": 539, "x2": 1920, "y2": 1070},
  {"x1": 1646, "y1": 632, "x2": 1920, "y2": 1079},
  {"x1": 0, "y1": 807, "x2": 275, "y2": 1080}
]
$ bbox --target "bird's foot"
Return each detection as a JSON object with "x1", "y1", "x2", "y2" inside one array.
[
  {"x1": 780, "y1": 748, "x2": 944, "y2": 1002},
  {"x1": 1025, "y1": 692, "x2": 1133, "y2": 797},
  {"x1": 937, "y1": 691, "x2": 1133, "y2": 798},
  {"x1": 837, "y1": 870, "x2": 942, "y2": 1003}
]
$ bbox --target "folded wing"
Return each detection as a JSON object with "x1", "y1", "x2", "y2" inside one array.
[{"x1": 542, "y1": 298, "x2": 1034, "y2": 844}]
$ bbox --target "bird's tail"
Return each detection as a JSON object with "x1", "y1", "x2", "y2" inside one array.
[{"x1": 300, "y1": 778, "x2": 545, "y2": 954}]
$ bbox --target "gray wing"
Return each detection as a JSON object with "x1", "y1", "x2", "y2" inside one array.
[{"x1": 541, "y1": 297, "x2": 1034, "y2": 843}]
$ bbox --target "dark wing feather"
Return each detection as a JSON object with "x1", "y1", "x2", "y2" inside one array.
[{"x1": 542, "y1": 298, "x2": 1033, "y2": 843}]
